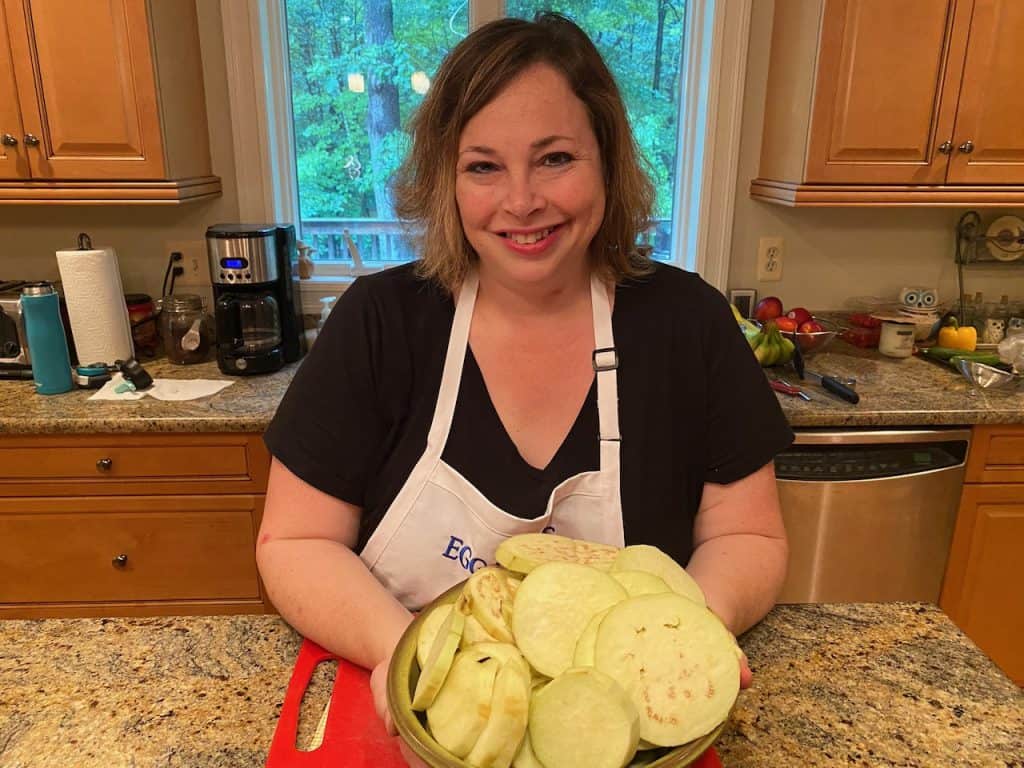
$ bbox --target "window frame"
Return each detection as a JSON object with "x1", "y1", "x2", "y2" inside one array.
[{"x1": 219, "y1": 0, "x2": 751, "y2": 312}]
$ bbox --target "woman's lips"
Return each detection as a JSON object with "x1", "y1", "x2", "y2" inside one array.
[{"x1": 497, "y1": 223, "x2": 564, "y2": 255}]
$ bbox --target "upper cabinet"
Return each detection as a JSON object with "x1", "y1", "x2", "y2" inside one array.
[
  {"x1": 0, "y1": 0, "x2": 221, "y2": 204},
  {"x1": 751, "y1": 0, "x2": 1024, "y2": 206}
]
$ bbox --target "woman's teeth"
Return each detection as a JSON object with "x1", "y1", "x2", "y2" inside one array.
[{"x1": 504, "y1": 227, "x2": 554, "y2": 245}]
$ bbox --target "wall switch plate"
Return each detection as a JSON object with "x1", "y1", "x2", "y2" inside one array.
[
  {"x1": 757, "y1": 237, "x2": 783, "y2": 282},
  {"x1": 167, "y1": 240, "x2": 210, "y2": 286}
]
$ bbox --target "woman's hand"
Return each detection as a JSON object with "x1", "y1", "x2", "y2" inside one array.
[
  {"x1": 370, "y1": 654, "x2": 429, "y2": 767},
  {"x1": 739, "y1": 650, "x2": 753, "y2": 689},
  {"x1": 369, "y1": 654, "x2": 396, "y2": 736}
]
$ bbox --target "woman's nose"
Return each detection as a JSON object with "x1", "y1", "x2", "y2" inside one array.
[{"x1": 501, "y1": 171, "x2": 544, "y2": 219}]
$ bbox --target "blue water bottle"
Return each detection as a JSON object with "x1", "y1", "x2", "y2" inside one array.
[{"x1": 21, "y1": 282, "x2": 74, "y2": 395}]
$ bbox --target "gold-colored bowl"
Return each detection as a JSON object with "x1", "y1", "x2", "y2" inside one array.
[{"x1": 386, "y1": 578, "x2": 730, "y2": 768}]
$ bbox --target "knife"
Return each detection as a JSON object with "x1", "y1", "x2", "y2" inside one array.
[{"x1": 806, "y1": 369, "x2": 860, "y2": 404}]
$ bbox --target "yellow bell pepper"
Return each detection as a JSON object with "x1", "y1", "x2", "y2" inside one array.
[{"x1": 937, "y1": 318, "x2": 977, "y2": 351}]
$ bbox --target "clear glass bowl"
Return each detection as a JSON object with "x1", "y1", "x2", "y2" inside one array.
[{"x1": 778, "y1": 317, "x2": 839, "y2": 356}]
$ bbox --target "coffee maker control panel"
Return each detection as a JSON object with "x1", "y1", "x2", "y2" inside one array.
[
  {"x1": 217, "y1": 256, "x2": 254, "y2": 284},
  {"x1": 207, "y1": 226, "x2": 280, "y2": 286}
]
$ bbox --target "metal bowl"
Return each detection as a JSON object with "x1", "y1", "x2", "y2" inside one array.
[
  {"x1": 955, "y1": 359, "x2": 1022, "y2": 391},
  {"x1": 780, "y1": 317, "x2": 839, "y2": 356},
  {"x1": 387, "y1": 578, "x2": 729, "y2": 768}
]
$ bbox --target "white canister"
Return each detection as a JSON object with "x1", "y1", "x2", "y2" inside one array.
[{"x1": 879, "y1": 320, "x2": 916, "y2": 358}]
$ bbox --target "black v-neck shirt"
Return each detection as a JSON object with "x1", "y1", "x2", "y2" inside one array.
[{"x1": 264, "y1": 262, "x2": 792, "y2": 566}]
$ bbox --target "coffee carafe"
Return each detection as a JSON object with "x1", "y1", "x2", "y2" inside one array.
[{"x1": 206, "y1": 224, "x2": 306, "y2": 375}]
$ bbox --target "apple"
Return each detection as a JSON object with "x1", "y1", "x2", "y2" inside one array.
[
  {"x1": 798, "y1": 319, "x2": 824, "y2": 334},
  {"x1": 775, "y1": 317, "x2": 798, "y2": 332},
  {"x1": 753, "y1": 296, "x2": 783, "y2": 322},
  {"x1": 786, "y1": 307, "x2": 813, "y2": 326}
]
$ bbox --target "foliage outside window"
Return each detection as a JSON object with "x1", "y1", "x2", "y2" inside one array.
[{"x1": 285, "y1": 1, "x2": 685, "y2": 271}]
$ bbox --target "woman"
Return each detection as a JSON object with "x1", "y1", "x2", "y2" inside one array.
[{"x1": 258, "y1": 13, "x2": 791, "y2": 760}]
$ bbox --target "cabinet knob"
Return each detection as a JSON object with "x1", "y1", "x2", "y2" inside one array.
[
  {"x1": 1, "y1": 134, "x2": 16, "y2": 147},
  {"x1": 112, "y1": 554, "x2": 129, "y2": 568},
  {"x1": 937, "y1": 140, "x2": 953, "y2": 155},
  {"x1": 23, "y1": 134, "x2": 40, "y2": 147},
  {"x1": 958, "y1": 140, "x2": 975, "y2": 154},
  {"x1": 96, "y1": 457, "x2": 113, "y2": 471}
]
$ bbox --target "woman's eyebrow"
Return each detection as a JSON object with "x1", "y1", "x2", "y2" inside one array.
[{"x1": 458, "y1": 135, "x2": 576, "y2": 156}]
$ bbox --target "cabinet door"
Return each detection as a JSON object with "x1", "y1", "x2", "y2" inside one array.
[
  {"x1": 0, "y1": 2, "x2": 27, "y2": 179},
  {"x1": 946, "y1": 0, "x2": 1024, "y2": 183},
  {"x1": 940, "y1": 484, "x2": 1024, "y2": 685},
  {"x1": 3, "y1": 0, "x2": 166, "y2": 180},
  {"x1": 804, "y1": 0, "x2": 970, "y2": 184}
]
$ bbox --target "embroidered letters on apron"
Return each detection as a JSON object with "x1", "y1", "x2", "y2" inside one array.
[{"x1": 359, "y1": 270, "x2": 625, "y2": 609}]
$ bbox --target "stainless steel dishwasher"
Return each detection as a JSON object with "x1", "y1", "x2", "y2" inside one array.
[{"x1": 774, "y1": 428, "x2": 971, "y2": 604}]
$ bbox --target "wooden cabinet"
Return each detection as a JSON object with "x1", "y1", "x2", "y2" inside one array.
[
  {"x1": 0, "y1": 0, "x2": 221, "y2": 204},
  {"x1": 940, "y1": 425, "x2": 1024, "y2": 686},
  {"x1": 0, "y1": 433, "x2": 272, "y2": 618},
  {"x1": 752, "y1": 0, "x2": 1024, "y2": 206}
]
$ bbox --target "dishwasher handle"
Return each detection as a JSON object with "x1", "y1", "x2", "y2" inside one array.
[{"x1": 791, "y1": 428, "x2": 972, "y2": 446}]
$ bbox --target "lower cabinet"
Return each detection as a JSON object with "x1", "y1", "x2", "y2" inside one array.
[
  {"x1": 940, "y1": 426, "x2": 1024, "y2": 686},
  {"x1": 0, "y1": 433, "x2": 273, "y2": 618}
]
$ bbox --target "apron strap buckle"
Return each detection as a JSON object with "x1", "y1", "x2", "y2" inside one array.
[{"x1": 592, "y1": 347, "x2": 618, "y2": 372}]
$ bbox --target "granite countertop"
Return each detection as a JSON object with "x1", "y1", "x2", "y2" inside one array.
[
  {"x1": 0, "y1": 605, "x2": 1020, "y2": 767},
  {"x1": 769, "y1": 341, "x2": 1023, "y2": 427},
  {"x1": 0, "y1": 357, "x2": 297, "y2": 435},
  {"x1": 0, "y1": 341, "x2": 1021, "y2": 435}
]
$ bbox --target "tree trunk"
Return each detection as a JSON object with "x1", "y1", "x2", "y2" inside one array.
[
  {"x1": 653, "y1": 0, "x2": 667, "y2": 92},
  {"x1": 364, "y1": 0, "x2": 400, "y2": 219}
]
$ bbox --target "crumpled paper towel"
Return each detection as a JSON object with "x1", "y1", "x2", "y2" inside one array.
[{"x1": 89, "y1": 373, "x2": 234, "y2": 401}]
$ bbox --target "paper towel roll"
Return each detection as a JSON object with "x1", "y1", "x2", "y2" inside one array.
[{"x1": 56, "y1": 246, "x2": 134, "y2": 365}]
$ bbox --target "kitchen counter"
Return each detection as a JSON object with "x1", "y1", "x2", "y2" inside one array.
[
  {"x1": 0, "y1": 357, "x2": 297, "y2": 435},
  {"x1": 0, "y1": 341, "x2": 1021, "y2": 435},
  {"x1": 771, "y1": 342, "x2": 1024, "y2": 427},
  {"x1": 0, "y1": 605, "x2": 1020, "y2": 767}
]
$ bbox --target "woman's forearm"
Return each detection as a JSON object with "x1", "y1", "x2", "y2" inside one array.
[
  {"x1": 257, "y1": 537, "x2": 414, "y2": 670},
  {"x1": 686, "y1": 532, "x2": 787, "y2": 636}
]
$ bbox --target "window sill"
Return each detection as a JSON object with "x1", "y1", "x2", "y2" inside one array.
[{"x1": 297, "y1": 274, "x2": 356, "y2": 314}]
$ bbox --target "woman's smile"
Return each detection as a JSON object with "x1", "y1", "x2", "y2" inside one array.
[{"x1": 497, "y1": 223, "x2": 565, "y2": 254}]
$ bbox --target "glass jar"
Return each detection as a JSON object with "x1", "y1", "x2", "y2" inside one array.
[
  {"x1": 159, "y1": 294, "x2": 211, "y2": 364},
  {"x1": 124, "y1": 293, "x2": 159, "y2": 357}
]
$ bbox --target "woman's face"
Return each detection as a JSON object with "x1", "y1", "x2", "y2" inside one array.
[{"x1": 455, "y1": 63, "x2": 606, "y2": 290}]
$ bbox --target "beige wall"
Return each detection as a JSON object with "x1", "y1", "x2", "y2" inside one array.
[
  {"x1": 728, "y1": 0, "x2": 1023, "y2": 312},
  {"x1": 0, "y1": 2, "x2": 238, "y2": 305}
]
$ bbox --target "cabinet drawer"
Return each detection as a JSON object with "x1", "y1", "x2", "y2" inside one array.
[
  {"x1": 0, "y1": 434, "x2": 270, "y2": 496},
  {"x1": 0, "y1": 496, "x2": 262, "y2": 604},
  {"x1": 965, "y1": 426, "x2": 1024, "y2": 483}
]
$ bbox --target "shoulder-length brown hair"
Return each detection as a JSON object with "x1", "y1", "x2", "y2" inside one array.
[{"x1": 392, "y1": 13, "x2": 655, "y2": 293}]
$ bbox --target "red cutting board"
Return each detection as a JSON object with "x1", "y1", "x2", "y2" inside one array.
[{"x1": 266, "y1": 638, "x2": 724, "y2": 768}]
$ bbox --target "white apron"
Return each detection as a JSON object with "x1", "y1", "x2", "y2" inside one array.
[{"x1": 359, "y1": 269, "x2": 624, "y2": 609}]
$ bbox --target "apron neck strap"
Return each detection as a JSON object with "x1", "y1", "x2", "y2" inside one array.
[
  {"x1": 428, "y1": 268, "x2": 621, "y2": 450},
  {"x1": 590, "y1": 273, "x2": 620, "y2": 443}
]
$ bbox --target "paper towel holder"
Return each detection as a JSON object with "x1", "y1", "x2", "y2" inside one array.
[{"x1": 77, "y1": 232, "x2": 93, "y2": 250}]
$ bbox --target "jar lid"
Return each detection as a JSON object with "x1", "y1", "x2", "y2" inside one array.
[{"x1": 163, "y1": 293, "x2": 204, "y2": 312}]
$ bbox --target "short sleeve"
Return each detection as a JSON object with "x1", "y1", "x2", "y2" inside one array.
[
  {"x1": 263, "y1": 277, "x2": 389, "y2": 506},
  {"x1": 700, "y1": 286, "x2": 793, "y2": 484}
]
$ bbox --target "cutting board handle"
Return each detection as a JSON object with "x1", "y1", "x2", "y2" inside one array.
[{"x1": 265, "y1": 638, "x2": 407, "y2": 767}]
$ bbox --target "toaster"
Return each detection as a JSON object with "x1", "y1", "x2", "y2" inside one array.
[{"x1": 0, "y1": 291, "x2": 30, "y2": 367}]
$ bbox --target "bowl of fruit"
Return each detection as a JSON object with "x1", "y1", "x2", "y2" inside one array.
[
  {"x1": 753, "y1": 299, "x2": 837, "y2": 356},
  {"x1": 387, "y1": 533, "x2": 738, "y2": 768}
]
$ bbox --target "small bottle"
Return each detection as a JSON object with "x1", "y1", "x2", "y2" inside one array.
[{"x1": 20, "y1": 282, "x2": 74, "y2": 395}]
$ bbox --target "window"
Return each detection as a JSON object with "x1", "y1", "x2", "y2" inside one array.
[{"x1": 283, "y1": 1, "x2": 686, "y2": 276}]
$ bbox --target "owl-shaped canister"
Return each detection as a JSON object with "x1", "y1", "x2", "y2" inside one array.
[
  {"x1": 898, "y1": 287, "x2": 939, "y2": 310},
  {"x1": 982, "y1": 317, "x2": 1007, "y2": 345}
]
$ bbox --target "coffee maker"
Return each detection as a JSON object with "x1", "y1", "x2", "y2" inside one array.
[{"x1": 206, "y1": 223, "x2": 305, "y2": 375}]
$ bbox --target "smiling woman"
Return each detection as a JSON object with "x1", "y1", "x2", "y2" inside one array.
[{"x1": 258, "y1": 14, "x2": 791, "y2": 766}]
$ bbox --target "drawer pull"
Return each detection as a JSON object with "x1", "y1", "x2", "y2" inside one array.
[
  {"x1": 96, "y1": 458, "x2": 113, "y2": 472},
  {"x1": 112, "y1": 554, "x2": 129, "y2": 568}
]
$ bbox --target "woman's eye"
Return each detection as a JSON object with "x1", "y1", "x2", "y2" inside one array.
[
  {"x1": 541, "y1": 152, "x2": 574, "y2": 167},
  {"x1": 465, "y1": 161, "x2": 498, "y2": 174}
]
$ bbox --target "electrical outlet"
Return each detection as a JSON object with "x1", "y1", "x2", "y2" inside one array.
[
  {"x1": 757, "y1": 237, "x2": 784, "y2": 282},
  {"x1": 167, "y1": 240, "x2": 210, "y2": 286}
]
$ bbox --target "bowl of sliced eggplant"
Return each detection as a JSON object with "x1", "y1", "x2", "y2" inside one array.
[{"x1": 387, "y1": 533, "x2": 739, "y2": 768}]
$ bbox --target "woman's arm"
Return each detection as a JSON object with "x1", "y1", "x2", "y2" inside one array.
[
  {"x1": 686, "y1": 461, "x2": 788, "y2": 636},
  {"x1": 256, "y1": 458, "x2": 414, "y2": 671}
]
